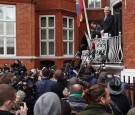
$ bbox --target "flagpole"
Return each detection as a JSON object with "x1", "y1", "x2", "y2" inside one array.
[{"x1": 82, "y1": 0, "x2": 91, "y2": 40}]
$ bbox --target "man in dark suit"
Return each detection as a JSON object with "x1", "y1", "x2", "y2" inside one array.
[{"x1": 100, "y1": 6, "x2": 114, "y2": 37}]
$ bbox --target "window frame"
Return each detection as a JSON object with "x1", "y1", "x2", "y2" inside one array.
[
  {"x1": 88, "y1": 0, "x2": 102, "y2": 9},
  {"x1": 63, "y1": 16, "x2": 74, "y2": 57},
  {"x1": 39, "y1": 15, "x2": 55, "y2": 56},
  {"x1": 0, "y1": 4, "x2": 16, "y2": 56}
]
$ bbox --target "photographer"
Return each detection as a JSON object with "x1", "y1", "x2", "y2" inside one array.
[
  {"x1": 18, "y1": 81, "x2": 37, "y2": 115},
  {"x1": 3, "y1": 64, "x2": 10, "y2": 72},
  {"x1": 0, "y1": 84, "x2": 28, "y2": 115},
  {"x1": 12, "y1": 72, "x2": 38, "y2": 115},
  {"x1": 11, "y1": 60, "x2": 27, "y2": 76},
  {"x1": 11, "y1": 60, "x2": 21, "y2": 71}
]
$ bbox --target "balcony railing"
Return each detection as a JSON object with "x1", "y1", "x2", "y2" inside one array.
[{"x1": 89, "y1": 32, "x2": 123, "y2": 64}]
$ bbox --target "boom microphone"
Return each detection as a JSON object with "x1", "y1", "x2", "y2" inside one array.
[
  {"x1": 74, "y1": 44, "x2": 86, "y2": 57},
  {"x1": 78, "y1": 44, "x2": 86, "y2": 51}
]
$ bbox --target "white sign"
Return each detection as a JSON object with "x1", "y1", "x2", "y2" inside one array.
[{"x1": 81, "y1": 50, "x2": 91, "y2": 64}]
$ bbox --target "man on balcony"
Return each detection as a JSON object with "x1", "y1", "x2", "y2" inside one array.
[{"x1": 100, "y1": 6, "x2": 114, "y2": 37}]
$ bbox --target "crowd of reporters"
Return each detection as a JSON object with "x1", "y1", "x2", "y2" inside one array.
[{"x1": 0, "y1": 60, "x2": 135, "y2": 115}]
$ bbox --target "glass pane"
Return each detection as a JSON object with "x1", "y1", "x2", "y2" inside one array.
[
  {"x1": 49, "y1": 29, "x2": 54, "y2": 39},
  {"x1": 48, "y1": 17, "x2": 54, "y2": 27},
  {"x1": 63, "y1": 30, "x2": 67, "y2": 40},
  {"x1": 63, "y1": 42, "x2": 67, "y2": 55},
  {"x1": 41, "y1": 29, "x2": 46, "y2": 40},
  {"x1": 89, "y1": 0, "x2": 94, "y2": 8},
  {"x1": 0, "y1": 22, "x2": 4, "y2": 35},
  {"x1": 49, "y1": 42, "x2": 54, "y2": 55},
  {"x1": 69, "y1": 19, "x2": 73, "y2": 28},
  {"x1": 41, "y1": 42, "x2": 47, "y2": 55},
  {"x1": 41, "y1": 17, "x2": 46, "y2": 27},
  {"x1": 69, "y1": 30, "x2": 73, "y2": 40},
  {"x1": 0, "y1": 37, "x2": 4, "y2": 54},
  {"x1": 69, "y1": 42, "x2": 73, "y2": 55},
  {"x1": 7, "y1": 38, "x2": 14, "y2": 54},
  {"x1": 0, "y1": 6, "x2": 3, "y2": 19},
  {"x1": 6, "y1": 7, "x2": 15, "y2": 20},
  {"x1": 63, "y1": 18, "x2": 67, "y2": 28},
  {"x1": 96, "y1": 0, "x2": 101, "y2": 7},
  {"x1": 6, "y1": 22, "x2": 14, "y2": 35}
]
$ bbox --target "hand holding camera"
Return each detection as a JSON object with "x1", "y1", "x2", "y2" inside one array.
[{"x1": 15, "y1": 102, "x2": 28, "y2": 115}]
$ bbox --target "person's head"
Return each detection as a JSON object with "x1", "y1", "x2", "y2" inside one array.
[
  {"x1": 22, "y1": 82, "x2": 28, "y2": 90},
  {"x1": 89, "y1": 83, "x2": 110, "y2": 106},
  {"x1": 84, "y1": 67, "x2": 91, "y2": 75},
  {"x1": 42, "y1": 67, "x2": 50, "y2": 77},
  {"x1": 98, "y1": 71, "x2": 107, "y2": 83},
  {"x1": 4, "y1": 64, "x2": 8, "y2": 67},
  {"x1": 107, "y1": 76, "x2": 124, "y2": 95},
  {"x1": 13, "y1": 90, "x2": 26, "y2": 110},
  {"x1": 90, "y1": 22, "x2": 97, "y2": 29},
  {"x1": 54, "y1": 69, "x2": 64, "y2": 80},
  {"x1": 104, "y1": 6, "x2": 111, "y2": 16},
  {"x1": 34, "y1": 92, "x2": 61, "y2": 115},
  {"x1": 69, "y1": 84, "x2": 83, "y2": 94},
  {"x1": 0, "y1": 84, "x2": 16, "y2": 111},
  {"x1": 16, "y1": 90, "x2": 26, "y2": 102},
  {"x1": 61, "y1": 99, "x2": 72, "y2": 115},
  {"x1": 0, "y1": 73, "x2": 11, "y2": 84},
  {"x1": 48, "y1": 69, "x2": 55, "y2": 79},
  {"x1": 68, "y1": 77, "x2": 79, "y2": 87},
  {"x1": 63, "y1": 78, "x2": 80, "y2": 97}
]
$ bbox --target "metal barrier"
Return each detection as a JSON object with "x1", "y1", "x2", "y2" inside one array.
[{"x1": 120, "y1": 76, "x2": 135, "y2": 107}]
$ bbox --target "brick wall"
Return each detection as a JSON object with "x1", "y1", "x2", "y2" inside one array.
[
  {"x1": 16, "y1": 2, "x2": 35, "y2": 56},
  {"x1": 0, "y1": 0, "x2": 108, "y2": 71},
  {"x1": 122, "y1": 0, "x2": 135, "y2": 68}
]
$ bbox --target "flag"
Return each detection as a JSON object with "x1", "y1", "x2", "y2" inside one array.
[{"x1": 76, "y1": 0, "x2": 83, "y2": 27}]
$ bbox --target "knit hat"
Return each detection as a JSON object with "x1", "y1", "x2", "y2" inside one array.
[{"x1": 34, "y1": 92, "x2": 61, "y2": 115}]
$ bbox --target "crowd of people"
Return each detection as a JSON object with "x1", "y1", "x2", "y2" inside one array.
[
  {"x1": 0, "y1": 58, "x2": 134, "y2": 115},
  {"x1": 0, "y1": 6, "x2": 134, "y2": 115}
]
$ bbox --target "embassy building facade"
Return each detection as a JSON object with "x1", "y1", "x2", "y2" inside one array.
[{"x1": 0, "y1": 0, "x2": 134, "y2": 77}]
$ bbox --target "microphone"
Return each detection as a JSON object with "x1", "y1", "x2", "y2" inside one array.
[
  {"x1": 74, "y1": 44, "x2": 86, "y2": 57},
  {"x1": 74, "y1": 51, "x2": 81, "y2": 57}
]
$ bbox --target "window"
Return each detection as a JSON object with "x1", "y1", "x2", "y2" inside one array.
[
  {"x1": 63, "y1": 16, "x2": 74, "y2": 56},
  {"x1": 39, "y1": 15, "x2": 55, "y2": 56},
  {"x1": 0, "y1": 5, "x2": 16, "y2": 56},
  {"x1": 88, "y1": 0, "x2": 101, "y2": 8}
]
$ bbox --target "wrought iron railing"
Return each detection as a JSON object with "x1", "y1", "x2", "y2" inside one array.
[{"x1": 90, "y1": 32, "x2": 123, "y2": 64}]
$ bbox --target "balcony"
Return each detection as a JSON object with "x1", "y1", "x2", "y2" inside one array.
[{"x1": 82, "y1": 32, "x2": 124, "y2": 73}]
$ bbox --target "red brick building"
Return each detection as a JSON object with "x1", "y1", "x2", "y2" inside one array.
[{"x1": 0, "y1": 0, "x2": 133, "y2": 74}]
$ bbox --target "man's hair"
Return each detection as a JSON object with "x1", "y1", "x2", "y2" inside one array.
[
  {"x1": 54, "y1": 69, "x2": 64, "y2": 80},
  {"x1": 42, "y1": 67, "x2": 50, "y2": 77},
  {"x1": 91, "y1": 21, "x2": 97, "y2": 25},
  {"x1": 104, "y1": 6, "x2": 110, "y2": 11},
  {"x1": 70, "y1": 84, "x2": 83, "y2": 94},
  {"x1": 61, "y1": 99, "x2": 71, "y2": 115},
  {"x1": 89, "y1": 83, "x2": 107, "y2": 103},
  {"x1": 0, "y1": 74, "x2": 11, "y2": 84},
  {"x1": 0, "y1": 84, "x2": 16, "y2": 106}
]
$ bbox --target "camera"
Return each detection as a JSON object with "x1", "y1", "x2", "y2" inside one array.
[{"x1": 12, "y1": 102, "x2": 24, "y2": 110}]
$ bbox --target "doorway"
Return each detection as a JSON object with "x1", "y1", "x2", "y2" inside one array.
[
  {"x1": 40, "y1": 61, "x2": 55, "y2": 69},
  {"x1": 113, "y1": 3, "x2": 122, "y2": 36}
]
